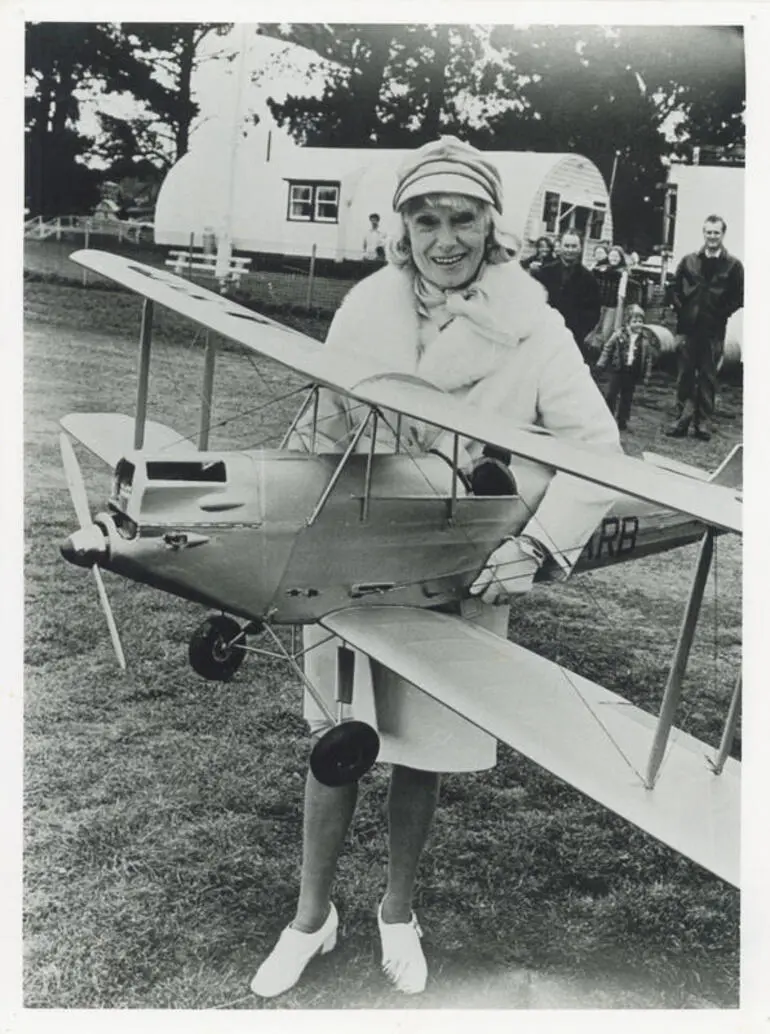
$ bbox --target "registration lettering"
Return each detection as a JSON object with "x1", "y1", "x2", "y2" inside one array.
[{"x1": 582, "y1": 515, "x2": 639, "y2": 560}]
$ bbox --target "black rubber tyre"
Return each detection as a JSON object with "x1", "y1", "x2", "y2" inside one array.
[
  {"x1": 310, "y1": 721, "x2": 380, "y2": 786},
  {"x1": 188, "y1": 615, "x2": 245, "y2": 681}
]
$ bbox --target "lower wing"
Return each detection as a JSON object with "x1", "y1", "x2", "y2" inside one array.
[{"x1": 320, "y1": 605, "x2": 739, "y2": 887}]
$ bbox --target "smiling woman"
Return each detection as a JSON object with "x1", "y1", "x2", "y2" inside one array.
[
  {"x1": 250, "y1": 135, "x2": 622, "y2": 1002},
  {"x1": 400, "y1": 196, "x2": 490, "y2": 290}
]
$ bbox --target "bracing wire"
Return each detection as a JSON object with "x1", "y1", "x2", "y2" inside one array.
[
  {"x1": 142, "y1": 335, "x2": 729, "y2": 781},
  {"x1": 371, "y1": 408, "x2": 652, "y2": 785}
]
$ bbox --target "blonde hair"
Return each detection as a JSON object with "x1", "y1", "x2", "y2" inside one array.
[
  {"x1": 624, "y1": 303, "x2": 645, "y2": 323},
  {"x1": 386, "y1": 193, "x2": 519, "y2": 269}
]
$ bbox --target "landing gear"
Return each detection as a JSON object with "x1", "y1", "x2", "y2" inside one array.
[
  {"x1": 188, "y1": 614, "x2": 246, "y2": 681},
  {"x1": 310, "y1": 721, "x2": 381, "y2": 787},
  {"x1": 187, "y1": 617, "x2": 381, "y2": 785}
]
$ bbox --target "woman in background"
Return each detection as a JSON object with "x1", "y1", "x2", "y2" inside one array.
[{"x1": 520, "y1": 235, "x2": 555, "y2": 275}]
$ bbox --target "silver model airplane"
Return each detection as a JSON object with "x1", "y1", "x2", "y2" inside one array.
[{"x1": 58, "y1": 250, "x2": 742, "y2": 888}]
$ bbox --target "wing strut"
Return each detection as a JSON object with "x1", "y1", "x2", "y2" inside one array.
[
  {"x1": 306, "y1": 409, "x2": 374, "y2": 526},
  {"x1": 361, "y1": 410, "x2": 379, "y2": 522},
  {"x1": 279, "y1": 385, "x2": 318, "y2": 450},
  {"x1": 134, "y1": 298, "x2": 154, "y2": 449},
  {"x1": 199, "y1": 331, "x2": 217, "y2": 450},
  {"x1": 711, "y1": 671, "x2": 742, "y2": 776},
  {"x1": 644, "y1": 529, "x2": 716, "y2": 787}
]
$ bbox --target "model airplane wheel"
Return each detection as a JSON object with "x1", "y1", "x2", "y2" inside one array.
[
  {"x1": 310, "y1": 721, "x2": 380, "y2": 787},
  {"x1": 188, "y1": 615, "x2": 245, "y2": 681}
]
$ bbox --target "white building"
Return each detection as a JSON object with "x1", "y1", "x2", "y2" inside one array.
[
  {"x1": 667, "y1": 163, "x2": 744, "y2": 265},
  {"x1": 154, "y1": 120, "x2": 613, "y2": 263}
]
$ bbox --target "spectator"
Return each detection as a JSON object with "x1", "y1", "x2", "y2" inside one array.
[
  {"x1": 586, "y1": 245, "x2": 627, "y2": 353},
  {"x1": 520, "y1": 235, "x2": 555, "y2": 275},
  {"x1": 666, "y1": 215, "x2": 744, "y2": 440},
  {"x1": 363, "y1": 212, "x2": 386, "y2": 261},
  {"x1": 595, "y1": 303, "x2": 658, "y2": 430},
  {"x1": 532, "y1": 229, "x2": 601, "y2": 358},
  {"x1": 586, "y1": 245, "x2": 647, "y2": 354},
  {"x1": 590, "y1": 244, "x2": 609, "y2": 272}
]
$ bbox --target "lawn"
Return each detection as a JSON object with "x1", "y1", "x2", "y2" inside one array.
[{"x1": 23, "y1": 268, "x2": 742, "y2": 1011}]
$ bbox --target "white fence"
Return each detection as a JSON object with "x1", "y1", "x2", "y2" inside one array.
[{"x1": 24, "y1": 214, "x2": 154, "y2": 244}]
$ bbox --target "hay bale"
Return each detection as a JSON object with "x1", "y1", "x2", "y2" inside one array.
[
  {"x1": 723, "y1": 310, "x2": 742, "y2": 364},
  {"x1": 643, "y1": 324, "x2": 677, "y2": 353}
]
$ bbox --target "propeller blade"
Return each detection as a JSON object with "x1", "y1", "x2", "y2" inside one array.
[
  {"x1": 59, "y1": 432, "x2": 127, "y2": 671},
  {"x1": 92, "y1": 565, "x2": 127, "y2": 671},
  {"x1": 59, "y1": 432, "x2": 92, "y2": 529}
]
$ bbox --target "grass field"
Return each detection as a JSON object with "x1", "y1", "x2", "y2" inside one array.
[{"x1": 23, "y1": 272, "x2": 742, "y2": 1011}]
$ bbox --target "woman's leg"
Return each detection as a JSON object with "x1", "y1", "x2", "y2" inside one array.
[
  {"x1": 381, "y1": 764, "x2": 441, "y2": 923},
  {"x1": 293, "y1": 767, "x2": 358, "y2": 932}
]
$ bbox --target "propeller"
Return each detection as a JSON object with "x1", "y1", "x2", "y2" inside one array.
[{"x1": 59, "y1": 433, "x2": 127, "y2": 671}]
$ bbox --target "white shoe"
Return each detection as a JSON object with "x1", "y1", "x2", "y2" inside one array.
[
  {"x1": 250, "y1": 903, "x2": 338, "y2": 998},
  {"x1": 377, "y1": 901, "x2": 428, "y2": 994}
]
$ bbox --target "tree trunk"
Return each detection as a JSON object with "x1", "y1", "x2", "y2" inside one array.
[
  {"x1": 175, "y1": 26, "x2": 195, "y2": 160},
  {"x1": 422, "y1": 26, "x2": 450, "y2": 141}
]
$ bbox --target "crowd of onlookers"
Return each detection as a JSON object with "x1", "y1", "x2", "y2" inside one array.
[
  {"x1": 520, "y1": 220, "x2": 743, "y2": 439},
  {"x1": 361, "y1": 209, "x2": 744, "y2": 440}
]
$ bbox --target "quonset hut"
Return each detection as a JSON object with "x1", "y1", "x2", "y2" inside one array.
[{"x1": 154, "y1": 121, "x2": 613, "y2": 264}]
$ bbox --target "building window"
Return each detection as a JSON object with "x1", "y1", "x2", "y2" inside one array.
[
  {"x1": 287, "y1": 182, "x2": 340, "y2": 223},
  {"x1": 542, "y1": 190, "x2": 560, "y2": 233},
  {"x1": 315, "y1": 185, "x2": 339, "y2": 223},
  {"x1": 588, "y1": 204, "x2": 607, "y2": 240},
  {"x1": 288, "y1": 184, "x2": 313, "y2": 221}
]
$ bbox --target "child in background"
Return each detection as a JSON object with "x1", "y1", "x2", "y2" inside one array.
[{"x1": 595, "y1": 303, "x2": 657, "y2": 430}]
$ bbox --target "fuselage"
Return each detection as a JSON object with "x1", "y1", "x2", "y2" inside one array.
[{"x1": 61, "y1": 448, "x2": 710, "y2": 624}]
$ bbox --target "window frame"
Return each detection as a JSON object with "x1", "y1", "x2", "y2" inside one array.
[
  {"x1": 588, "y1": 202, "x2": 607, "y2": 241},
  {"x1": 542, "y1": 190, "x2": 561, "y2": 233},
  {"x1": 286, "y1": 180, "x2": 340, "y2": 224}
]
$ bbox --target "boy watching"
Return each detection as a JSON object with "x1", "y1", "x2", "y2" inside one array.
[{"x1": 595, "y1": 304, "x2": 658, "y2": 430}]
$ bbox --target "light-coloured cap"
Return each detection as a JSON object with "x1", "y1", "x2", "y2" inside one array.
[{"x1": 393, "y1": 136, "x2": 503, "y2": 214}]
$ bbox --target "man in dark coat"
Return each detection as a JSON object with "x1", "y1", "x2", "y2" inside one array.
[
  {"x1": 666, "y1": 215, "x2": 744, "y2": 440},
  {"x1": 532, "y1": 230, "x2": 600, "y2": 358}
]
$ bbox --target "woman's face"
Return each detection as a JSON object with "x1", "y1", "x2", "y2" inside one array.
[
  {"x1": 403, "y1": 194, "x2": 489, "y2": 289},
  {"x1": 608, "y1": 248, "x2": 624, "y2": 267},
  {"x1": 537, "y1": 239, "x2": 551, "y2": 257}
]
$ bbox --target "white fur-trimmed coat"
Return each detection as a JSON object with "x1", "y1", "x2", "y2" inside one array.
[{"x1": 297, "y1": 260, "x2": 621, "y2": 577}]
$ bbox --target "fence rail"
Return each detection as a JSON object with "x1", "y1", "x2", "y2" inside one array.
[{"x1": 24, "y1": 214, "x2": 154, "y2": 244}]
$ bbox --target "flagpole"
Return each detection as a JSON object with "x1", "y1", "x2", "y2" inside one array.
[{"x1": 216, "y1": 23, "x2": 250, "y2": 282}]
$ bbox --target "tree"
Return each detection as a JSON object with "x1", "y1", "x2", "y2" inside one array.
[
  {"x1": 25, "y1": 22, "x2": 143, "y2": 215},
  {"x1": 258, "y1": 23, "x2": 488, "y2": 147},
  {"x1": 611, "y1": 25, "x2": 745, "y2": 160},
  {"x1": 110, "y1": 23, "x2": 233, "y2": 165},
  {"x1": 482, "y1": 25, "x2": 744, "y2": 250},
  {"x1": 477, "y1": 25, "x2": 672, "y2": 252}
]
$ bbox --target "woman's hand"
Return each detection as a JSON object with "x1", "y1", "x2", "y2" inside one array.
[{"x1": 469, "y1": 535, "x2": 546, "y2": 604}]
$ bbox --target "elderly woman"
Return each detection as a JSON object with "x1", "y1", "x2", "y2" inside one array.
[{"x1": 250, "y1": 137, "x2": 620, "y2": 999}]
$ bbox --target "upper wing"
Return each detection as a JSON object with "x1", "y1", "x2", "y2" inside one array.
[
  {"x1": 69, "y1": 250, "x2": 742, "y2": 534},
  {"x1": 320, "y1": 605, "x2": 739, "y2": 887}
]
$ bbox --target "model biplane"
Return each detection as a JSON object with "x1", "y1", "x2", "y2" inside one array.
[{"x1": 58, "y1": 249, "x2": 742, "y2": 889}]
